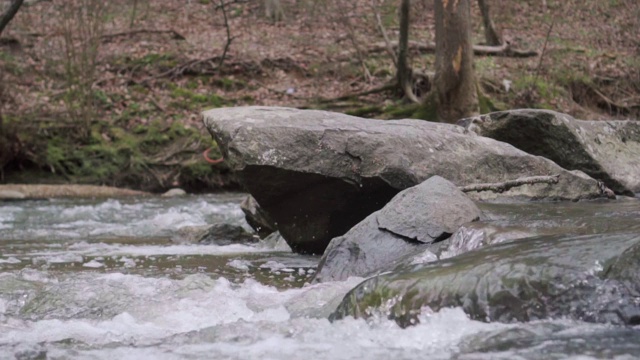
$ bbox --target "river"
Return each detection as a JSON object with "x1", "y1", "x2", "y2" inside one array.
[{"x1": 1, "y1": 193, "x2": 639, "y2": 359}]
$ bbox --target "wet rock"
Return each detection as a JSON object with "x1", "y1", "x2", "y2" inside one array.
[
  {"x1": 161, "y1": 188, "x2": 187, "y2": 197},
  {"x1": 261, "y1": 231, "x2": 293, "y2": 252},
  {"x1": 459, "y1": 324, "x2": 640, "y2": 359},
  {"x1": 441, "y1": 197, "x2": 640, "y2": 259},
  {"x1": 331, "y1": 232, "x2": 640, "y2": 327},
  {"x1": 460, "y1": 109, "x2": 640, "y2": 195},
  {"x1": 240, "y1": 195, "x2": 276, "y2": 238},
  {"x1": 313, "y1": 176, "x2": 482, "y2": 282},
  {"x1": 203, "y1": 106, "x2": 607, "y2": 254},
  {"x1": 172, "y1": 224, "x2": 258, "y2": 245}
]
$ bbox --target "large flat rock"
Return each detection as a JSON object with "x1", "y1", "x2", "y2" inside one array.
[
  {"x1": 203, "y1": 106, "x2": 609, "y2": 254},
  {"x1": 459, "y1": 109, "x2": 640, "y2": 195}
]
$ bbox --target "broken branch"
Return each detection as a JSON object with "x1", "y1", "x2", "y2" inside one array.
[
  {"x1": 368, "y1": 40, "x2": 538, "y2": 58},
  {"x1": 99, "y1": 29, "x2": 186, "y2": 42}
]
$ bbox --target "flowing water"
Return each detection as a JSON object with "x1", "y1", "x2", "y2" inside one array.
[{"x1": 1, "y1": 194, "x2": 639, "y2": 359}]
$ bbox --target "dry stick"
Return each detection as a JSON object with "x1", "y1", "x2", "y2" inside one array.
[
  {"x1": 138, "y1": 56, "x2": 219, "y2": 84},
  {"x1": 367, "y1": 40, "x2": 538, "y2": 58},
  {"x1": 316, "y1": 83, "x2": 396, "y2": 103},
  {"x1": 460, "y1": 174, "x2": 560, "y2": 193},
  {"x1": 217, "y1": 0, "x2": 234, "y2": 69},
  {"x1": 99, "y1": 29, "x2": 186, "y2": 41},
  {"x1": 371, "y1": 0, "x2": 397, "y2": 67},
  {"x1": 531, "y1": 20, "x2": 555, "y2": 87},
  {"x1": 371, "y1": 0, "x2": 419, "y2": 103},
  {"x1": 340, "y1": 7, "x2": 373, "y2": 84}
]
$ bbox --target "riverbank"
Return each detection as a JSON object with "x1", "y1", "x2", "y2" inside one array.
[{"x1": 1, "y1": 0, "x2": 637, "y2": 191}]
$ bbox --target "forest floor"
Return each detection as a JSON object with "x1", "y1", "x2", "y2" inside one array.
[{"x1": 0, "y1": 0, "x2": 638, "y2": 192}]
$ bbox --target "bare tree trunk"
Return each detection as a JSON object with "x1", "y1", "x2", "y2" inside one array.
[
  {"x1": 0, "y1": 0, "x2": 25, "y2": 36},
  {"x1": 397, "y1": 0, "x2": 413, "y2": 100},
  {"x1": 432, "y1": 0, "x2": 479, "y2": 123},
  {"x1": 477, "y1": 0, "x2": 502, "y2": 46},
  {"x1": 265, "y1": 0, "x2": 285, "y2": 23}
]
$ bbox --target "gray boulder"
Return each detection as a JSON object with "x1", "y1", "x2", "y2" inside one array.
[
  {"x1": 331, "y1": 232, "x2": 640, "y2": 327},
  {"x1": 313, "y1": 176, "x2": 482, "y2": 282},
  {"x1": 459, "y1": 109, "x2": 640, "y2": 196},
  {"x1": 203, "y1": 106, "x2": 609, "y2": 254}
]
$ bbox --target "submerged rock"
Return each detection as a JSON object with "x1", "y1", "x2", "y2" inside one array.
[
  {"x1": 313, "y1": 176, "x2": 481, "y2": 282},
  {"x1": 331, "y1": 232, "x2": 640, "y2": 327},
  {"x1": 460, "y1": 109, "x2": 640, "y2": 195},
  {"x1": 203, "y1": 106, "x2": 608, "y2": 254},
  {"x1": 172, "y1": 224, "x2": 258, "y2": 245},
  {"x1": 161, "y1": 188, "x2": 187, "y2": 197}
]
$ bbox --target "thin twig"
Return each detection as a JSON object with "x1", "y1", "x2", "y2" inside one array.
[
  {"x1": 371, "y1": 0, "x2": 397, "y2": 66},
  {"x1": 99, "y1": 28, "x2": 186, "y2": 41},
  {"x1": 532, "y1": 20, "x2": 555, "y2": 86}
]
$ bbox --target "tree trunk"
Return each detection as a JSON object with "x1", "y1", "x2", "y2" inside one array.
[
  {"x1": 265, "y1": 0, "x2": 285, "y2": 23},
  {"x1": 432, "y1": 0, "x2": 479, "y2": 123},
  {"x1": 397, "y1": 0, "x2": 412, "y2": 100},
  {"x1": 477, "y1": 0, "x2": 502, "y2": 46},
  {"x1": 0, "y1": 0, "x2": 24, "y2": 36}
]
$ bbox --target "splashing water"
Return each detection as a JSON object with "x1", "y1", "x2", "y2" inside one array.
[{"x1": 1, "y1": 194, "x2": 639, "y2": 359}]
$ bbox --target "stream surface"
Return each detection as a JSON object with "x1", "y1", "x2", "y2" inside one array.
[{"x1": 1, "y1": 193, "x2": 639, "y2": 359}]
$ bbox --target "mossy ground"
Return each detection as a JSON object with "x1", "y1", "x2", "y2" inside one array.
[{"x1": 1, "y1": 113, "x2": 229, "y2": 192}]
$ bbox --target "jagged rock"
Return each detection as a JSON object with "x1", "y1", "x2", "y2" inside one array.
[
  {"x1": 459, "y1": 109, "x2": 640, "y2": 196},
  {"x1": 203, "y1": 106, "x2": 608, "y2": 254},
  {"x1": 313, "y1": 176, "x2": 482, "y2": 282},
  {"x1": 240, "y1": 195, "x2": 276, "y2": 238},
  {"x1": 331, "y1": 232, "x2": 640, "y2": 327}
]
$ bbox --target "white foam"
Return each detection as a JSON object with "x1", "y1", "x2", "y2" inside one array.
[
  {"x1": 0, "y1": 257, "x2": 21, "y2": 264},
  {"x1": 6, "y1": 241, "x2": 287, "y2": 262},
  {"x1": 83, "y1": 259, "x2": 104, "y2": 268},
  {"x1": 0, "y1": 196, "x2": 249, "y2": 241}
]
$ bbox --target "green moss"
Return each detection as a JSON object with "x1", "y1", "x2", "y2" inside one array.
[
  {"x1": 213, "y1": 77, "x2": 247, "y2": 91},
  {"x1": 0, "y1": 51, "x2": 23, "y2": 76},
  {"x1": 169, "y1": 86, "x2": 226, "y2": 110},
  {"x1": 383, "y1": 102, "x2": 422, "y2": 119},
  {"x1": 346, "y1": 105, "x2": 383, "y2": 117},
  {"x1": 7, "y1": 117, "x2": 226, "y2": 191},
  {"x1": 478, "y1": 91, "x2": 504, "y2": 114}
]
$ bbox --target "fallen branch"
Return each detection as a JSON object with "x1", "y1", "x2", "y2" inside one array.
[
  {"x1": 99, "y1": 29, "x2": 186, "y2": 42},
  {"x1": 589, "y1": 85, "x2": 640, "y2": 113},
  {"x1": 460, "y1": 174, "x2": 560, "y2": 193},
  {"x1": 368, "y1": 40, "x2": 538, "y2": 58},
  {"x1": 316, "y1": 83, "x2": 396, "y2": 103},
  {"x1": 138, "y1": 56, "x2": 221, "y2": 84}
]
